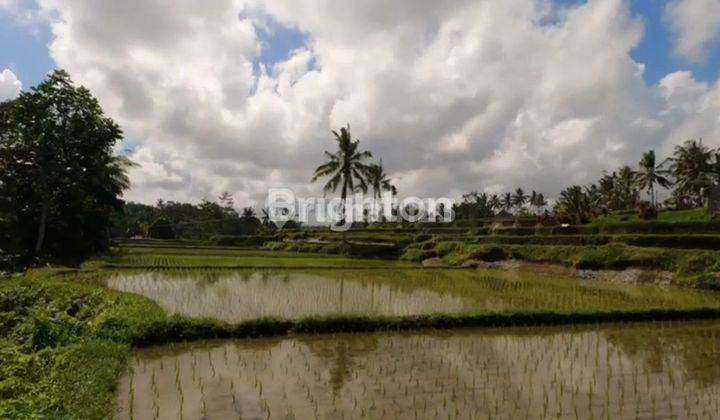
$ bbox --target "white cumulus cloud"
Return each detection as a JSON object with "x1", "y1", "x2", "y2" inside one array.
[
  {"x1": 0, "y1": 69, "x2": 22, "y2": 101},
  {"x1": 22, "y1": 0, "x2": 720, "y2": 206},
  {"x1": 664, "y1": 0, "x2": 720, "y2": 62}
]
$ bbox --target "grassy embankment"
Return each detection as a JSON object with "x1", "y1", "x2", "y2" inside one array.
[{"x1": 250, "y1": 209, "x2": 720, "y2": 288}]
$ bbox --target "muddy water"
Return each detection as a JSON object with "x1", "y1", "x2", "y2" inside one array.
[
  {"x1": 106, "y1": 269, "x2": 720, "y2": 322},
  {"x1": 115, "y1": 321, "x2": 720, "y2": 419}
]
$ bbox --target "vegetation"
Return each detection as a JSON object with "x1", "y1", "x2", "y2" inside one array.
[
  {"x1": 0, "y1": 70, "x2": 131, "y2": 263},
  {"x1": 312, "y1": 125, "x2": 376, "y2": 222},
  {"x1": 111, "y1": 196, "x2": 266, "y2": 240}
]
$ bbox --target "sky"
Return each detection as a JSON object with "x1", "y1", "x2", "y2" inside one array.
[{"x1": 1, "y1": 0, "x2": 720, "y2": 207}]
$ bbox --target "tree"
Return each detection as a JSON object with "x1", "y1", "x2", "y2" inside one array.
[
  {"x1": 668, "y1": 139, "x2": 714, "y2": 207},
  {"x1": 636, "y1": 150, "x2": 672, "y2": 207},
  {"x1": 0, "y1": 70, "x2": 131, "y2": 258},
  {"x1": 311, "y1": 125, "x2": 374, "y2": 223},
  {"x1": 366, "y1": 160, "x2": 396, "y2": 221},
  {"x1": 512, "y1": 188, "x2": 527, "y2": 213},
  {"x1": 555, "y1": 186, "x2": 591, "y2": 223},
  {"x1": 488, "y1": 194, "x2": 501, "y2": 214},
  {"x1": 530, "y1": 191, "x2": 547, "y2": 215},
  {"x1": 241, "y1": 207, "x2": 256, "y2": 219},
  {"x1": 148, "y1": 217, "x2": 175, "y2": 239},
  {"x1": 501, "y1": 192, "x2": 514, "y2": 214},
  {"x1": 618, "y1": 166, "x2": 639, "y2": 209},
  {"x1": 453, "y1": 192, "x2": 493, "y2": 219}
]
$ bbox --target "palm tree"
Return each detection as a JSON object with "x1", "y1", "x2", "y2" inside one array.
[
  {"x1": 261, "y1": 207, "x2": 272, "y2": 226},
  {"x1": 636, "y1": 150, "x2": 672, "y2": 207},
  {"x1": 241, "y1": 207, "x2": 256, "y2": 219},
  {"x1": 556, "y1": 185, "x2": 590, "y2": 222},
  {"x1": 489, "y1": 194, "x2": 501, "y2": 215},
  {"x1": 616, "y1": 166, "x2": 639, "y2": 209},
  {"x1": 668, "y1": 139, "x2": 714, "y2": 207},
  {"x1": 366, "y1": 160, "x2": 396, "y2": 221},
  {"x1": 312, "y1": 125, "x2": 374, "y2": 223},
  {"x1": 530, "y1": 191, "x2": 548, "y2": 214},
  {"x1": 512, "y1": 188, "x2": 527, "y2": 213},
  {"x1": 501, "y1": 192, "x2": 514, "y2": 214}
]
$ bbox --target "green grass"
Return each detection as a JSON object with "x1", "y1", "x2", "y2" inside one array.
[
  {"x1": 430, "y1": 242, "x2": 720, "y2": 279},
  {"x1": 596, "y1": 208, "x2": 711, "y2": 224},
  {"x1": 84, "y1": 245, "x2": 414, "y2": 270}
]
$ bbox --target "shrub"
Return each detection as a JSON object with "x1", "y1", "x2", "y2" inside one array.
[{"x1": 636, "y1": 202, "x2": 658, "y2": 220}]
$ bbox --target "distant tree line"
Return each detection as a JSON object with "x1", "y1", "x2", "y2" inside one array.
[
  {"x1": 455, "y1": 140, "x2": 718, "y2": 224},
  {"x1": 554, "y1": 140, "x2": 720, "y2": 222},
  {"x1": 452, "y1": 189, "x2": 548, "y2": 220},
  {"x1": 111, "y1": 194, "x2": 280, "y2": 239}
]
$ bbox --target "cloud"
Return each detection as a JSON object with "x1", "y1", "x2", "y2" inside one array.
[
  {"x1": 0, "y1": 69, "x2": 22, "y2": 101},
  {"x1": 31, "y1": 0, "x2": 720, "y2": 207},
  {"x1": 664, "y1": 0, "x2": 720, "y2": 62}
]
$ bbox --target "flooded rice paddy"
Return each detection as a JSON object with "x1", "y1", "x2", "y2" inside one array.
[
  {"x1": 115, "y1": 321, "x2": 720, "y2": 419},
  {"x1": 106, "y1": 269, "x2": 720, "y2": 322}
]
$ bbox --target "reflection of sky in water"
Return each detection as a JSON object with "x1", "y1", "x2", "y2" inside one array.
[
  {"x1": 107, "y1": 271, "x2": 483, "y2": 321},
  {"x1": 115, "y1": 322, "x2": 720, "y2": 420},
  {"x1": 107, "y1": 269, "x2": 720, "y2": 322}
]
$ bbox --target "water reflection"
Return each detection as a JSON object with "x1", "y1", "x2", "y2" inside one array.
[
  {"x1": 115, "y1": 321, "x2": 720, "y2": 419},
  {"x1": 107, "y1": 271, "x2": 476, "y2": 321},
  {"x1": 106, "y1": 269, "x2": 720, "y2": 322}
]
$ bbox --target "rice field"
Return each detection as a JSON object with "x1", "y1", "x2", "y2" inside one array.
[
  {"x1": 114, "y1": 321, "x2": 720, "y2": 419},
  {"x1": 106, "y1": 268, "x2": 720, "y2": 322},
  {"x1": 88, "y1": 246, "x2": 414, "y2": 269}
]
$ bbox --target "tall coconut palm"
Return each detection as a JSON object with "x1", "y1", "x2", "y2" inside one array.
[
  {"x1": 668, "y1": 139, "x2": 714, "y2": 207},
  {"x1": 312, "y1": 125, "x2": 374, "y2": 223},
  {"x1": 636, "y1": 150, "x2": 672, "y2": 206},
  {"x1": 501, "y1": 192, "x2": 514, "y2": 214},
  {"x1": 488, "y1": 194, "x2": 501, "y2": 215},
  {"x1": 512, "y1": 188, "x2": 527, "y2": 213},
  {"x1": 530, "y1": 191, "x2": 548, "y2": 215},
  {"x1": 366, "y1": 160, "x2": 396, "y2": 221}
]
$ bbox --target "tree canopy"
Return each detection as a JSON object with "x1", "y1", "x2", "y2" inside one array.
[{"x1": 0, "y1": 70, "x2": 130, "y2": 260}]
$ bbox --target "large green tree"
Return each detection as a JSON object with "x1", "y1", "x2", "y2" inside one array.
[
  {"x1": 312, "y1": 125, "x2": 374, "y2": 223},
  {"x1": 0, "y1": 70, "x2": 131, "y2": 258}
]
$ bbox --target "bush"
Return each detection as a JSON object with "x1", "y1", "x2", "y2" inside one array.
[{"x1": 636, "y1": 202, "x2": 658, "y2": 220}]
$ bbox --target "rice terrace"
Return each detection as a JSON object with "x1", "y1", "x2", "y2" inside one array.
[{"x1": 3, "y1": 1, "x2": 720, "y2": 419}]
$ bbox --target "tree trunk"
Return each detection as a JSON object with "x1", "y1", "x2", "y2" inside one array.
[
  {"x1": 651, "y1": 186, "x2": 656, "y2": 207},
  {"x1": 34, "y1": 198, "x2": 48, "y2": 254},
  {"x1": 340, "y1": 180, "x2": 348, "y2": 225}
]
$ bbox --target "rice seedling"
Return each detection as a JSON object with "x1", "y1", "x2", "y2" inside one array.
[
  {"x1": 86, "y1": 245, "x2": 415, "y2": 270},
  {"x1": 114, "y1": 321, "x2": 720, "y2": 420},
  {"x1": 106, "y1": 268, "x2": 720, "y2": 323}
]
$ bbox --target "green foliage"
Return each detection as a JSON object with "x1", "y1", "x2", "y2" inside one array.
[
  {"x1": 147, "y1": 217, "x2": 175, "y2": 239},
  {"x1": 0, "y1": 70, "x2": 129, "y2": 260},
  {"x1": 312, "y1": 125, "x2": 375, "y2": 218}
]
